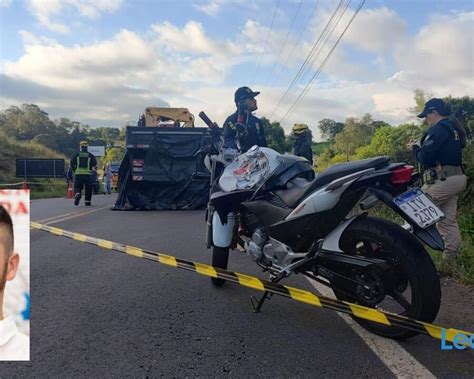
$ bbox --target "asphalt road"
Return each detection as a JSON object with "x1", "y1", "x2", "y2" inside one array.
[{"x1": 2, "y1": 195, "x2": 473, "y2": 376}]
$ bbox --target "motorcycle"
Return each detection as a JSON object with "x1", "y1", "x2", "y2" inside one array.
[{"x1": 199, "y1": 112, "x2": 443, "y2": 340}]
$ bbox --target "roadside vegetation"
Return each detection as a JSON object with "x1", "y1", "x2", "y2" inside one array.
[
  {"x1": 312, "y1": 91, "x2": 474, "y2": 283},
  {"x1": 0, "y1": 90, "x2": 472, "y2": 281}
]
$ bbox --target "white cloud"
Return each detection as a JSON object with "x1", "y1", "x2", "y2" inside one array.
[
  {"x1": 393, "y1": 11, "x2": 474, "y2": 90},
  {"x1": 25, "y1": 0, "x2": 123, "y2": 33},
  {"x1": 26, "y1": 0, "x2": 69, "y2": 33},
  {"x1": 297, "y1": 6, "x2": 407, "y2": 81},
  {"x1": 1, "y1": 24, "x2": 243, "y2": 126},
  {"x1": 151, "y1": 21, "x2": 240, "y2": 58},
  {"x1": 0, "y1": 0, "x2": 12, "y2": 8},
  {"x1": 372, "y1": 89, "x2": 414, "y2": 120},
  {"x1": 339, "y1": 7, "x2": 408, "y2": 53},
  {"x1": 265, "y1": 7, "x2": 474, "y2": 130},
  {"x1": 194, "y1": 0, "x2": 222, "y2": 16},
  {"x1": 193, "y1": 0, "x2": 259, "y2": 16},
  {"x1": 2, "y1": 7, "x2": 473, "y2": 134},
  {"x1": 18, "y1": 30, "x2": 58, "y2": 46}
]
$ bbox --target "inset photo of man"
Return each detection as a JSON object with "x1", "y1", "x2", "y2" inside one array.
[{"x1": 0, "y1": 190, "x2": 30, "y2": 361}]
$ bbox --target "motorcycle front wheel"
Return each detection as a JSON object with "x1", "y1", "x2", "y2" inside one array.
[
  {"x1": 333, "y1": 216, "x2": 441, "y2": 340},
  {"x1": 211, "y1": 246, "x2": 229, "y2": 287}
]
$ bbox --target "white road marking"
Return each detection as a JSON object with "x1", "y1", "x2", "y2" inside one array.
[{"x1": 307, "y1": 278, "x2": 435, "y2": 379}]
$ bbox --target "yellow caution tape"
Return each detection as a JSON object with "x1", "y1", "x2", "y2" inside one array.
[{"x1": 30, "y1": 221, "x2": 473, "y2": 346}]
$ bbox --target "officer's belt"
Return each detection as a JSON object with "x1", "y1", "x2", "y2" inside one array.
[
  {"x1": 423, "y1": 165, "x2": 463, "y2": 180},
  {"x1": 443, "y1": 165, "x2": 464, "y2": 176}
]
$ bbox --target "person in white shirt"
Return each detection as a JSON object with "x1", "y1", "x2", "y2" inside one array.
[{"x1": 0, "y1": 205, "x2": 29, "y2": 361}]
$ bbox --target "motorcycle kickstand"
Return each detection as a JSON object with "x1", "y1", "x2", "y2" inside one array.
[
  {"x1": 250, "y1": 249, "x2": 321, "y2": 313},
  {"x1": 250, "y1": 272, "x2": 287, "y2": 313}
]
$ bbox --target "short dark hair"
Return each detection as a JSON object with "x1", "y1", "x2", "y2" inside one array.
[{"x1": 0, "y1": 205, "x2": 14, "y2": 257}]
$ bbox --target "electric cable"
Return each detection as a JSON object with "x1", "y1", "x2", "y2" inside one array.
[
  {"x1": 263, "y1": 0, "x2": 303, "y2": 85},
  {"x1": 279, "y1": 0, "x2": 366, "y2": 125},
  {"x1": 269, "y1": 0, "x2": 345, "y2": 120},
  {"x1": 268, "y1": 0, "x2": 320, "y2": 88},
  {"x1": 253, "y1": 0, "x2": 281, "y2": 81},
  {"x1": 277, "y1": 0, "x2": 350, "y2": 116}
]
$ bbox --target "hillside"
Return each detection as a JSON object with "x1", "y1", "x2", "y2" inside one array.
[{"x1": 0, "y1": 132, "x2": 68, "y2": 184}]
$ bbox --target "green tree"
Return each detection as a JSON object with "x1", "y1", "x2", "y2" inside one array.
[
  {"x1": 318, "y1": 118, "x2": 344, "y2": 141},
  {"x1": 410, "y1": 89, "x2": 431, "y2": 117},
  {"x1": 355, "y1": 123, "x2": 422, "y2": 163},
  {"x1": 333, "y1": 116, "x2": 375, "y2": 160},
  {"x1": 333, "y1": 128, "x2": 354, "y2": 161},
  {"x1": 314, "y1": 148, "x2": 334, "y2": 172},
  {"x1": 102, "y1": 147, "x2": 125, "y2": 165},
  {"x1": 1, "y1": 104, "x2": 56, "y2": 141},
  {"x1": 261, "y1": 117, "x2": 291, "y2": 153}
]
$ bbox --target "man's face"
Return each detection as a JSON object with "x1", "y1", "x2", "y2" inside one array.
[{"x1": 244, "y1": 97, "x2": 257, "y2": 112}]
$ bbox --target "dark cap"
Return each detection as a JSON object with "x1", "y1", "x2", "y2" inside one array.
[
  {"x1": 234, "y1": 86, "x2": 260, "y2": 103},
  {"x1": 417, "y1": 98, "x2": 449, "y2": 118}
]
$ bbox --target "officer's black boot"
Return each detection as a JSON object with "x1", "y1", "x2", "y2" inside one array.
[{"x1": 74, "y1": 193, "x2": 81, "y2": 206}]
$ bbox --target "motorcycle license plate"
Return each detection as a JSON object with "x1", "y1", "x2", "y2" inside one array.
[{"x1": 393, "y1": 188, "x2": 444, "y2": 229}]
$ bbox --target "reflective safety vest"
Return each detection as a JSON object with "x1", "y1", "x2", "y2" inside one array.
[{"x1": 75, "y1": 152, "x2": 92, "y2": 175}]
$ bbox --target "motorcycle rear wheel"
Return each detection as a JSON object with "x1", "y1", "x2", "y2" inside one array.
[
  {"x1": 333, "y1": 216, "x2": 441, "y2": 340},
  {"x1": 211, "y1": 246, "x2": 229, "y2": 287}
]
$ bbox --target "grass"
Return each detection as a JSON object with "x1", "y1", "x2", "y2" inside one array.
[
  {"x1": 29, "y1": 180, "x2": 111, "y2": 199},
  {"x1": 312, "y1": 141, "x2": 331, "y2": 155},
  {"x1": 30, "y1": 183, "x2": 68, "y2": 200},
  {"x1": 0, "y1": 131, "x2": 68, "y2": 185}
]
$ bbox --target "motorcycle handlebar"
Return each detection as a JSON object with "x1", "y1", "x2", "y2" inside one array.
[{"x1": 199, "y1": 111, "x2": 218, "y2": 129}]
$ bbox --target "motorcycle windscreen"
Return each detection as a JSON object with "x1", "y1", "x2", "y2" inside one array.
[{"x1": 219, "y1": 146, "x2": 271, "y2": 192}]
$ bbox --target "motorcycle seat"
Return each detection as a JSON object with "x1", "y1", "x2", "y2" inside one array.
[
  {"x1": 306, "y1": 156, "x2": 390, "y2": 194},
  {"x1": 276, "y1": 156, "x2": 390, "y2": 208},
  {"x1": 312, "y1": 156, "x2": 390, "y2": 189}
]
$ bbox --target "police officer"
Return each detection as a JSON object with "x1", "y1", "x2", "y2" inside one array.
[
  {"x1": 70, "y1": 141, "x2": 97, "y2": 206},
  {"x1": 292, "y1": 123, "x2": 314, "y2": 166},
  {"x1": 223, "y1": 86, "x2": 267, "y2": 152},
  {"x1": 410, "y1": 98, "x2": 467, "y2": 261}
]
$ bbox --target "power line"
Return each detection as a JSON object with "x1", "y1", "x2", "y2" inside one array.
[
  {"x1": 268, "y1": 0, "x2": 320, "y2": 88},
  {"x1": 253, "y1": 0, "x2": 281, "y2": 81},
  {"x1": 263, "y1": 0, "x2": 303, "y2": 85},
  {"x1": 279, "y1": 0, "x2": 361, "y2": 124},
  {"x1": 275, "y1": 0, "x2": 349, "y2": 118},
  {"x1": 279, "y1": 0, "x2": 366, "y2": 125},
  {"x1": 268, "y1": 0, "x2": 345, "y2": 120}
]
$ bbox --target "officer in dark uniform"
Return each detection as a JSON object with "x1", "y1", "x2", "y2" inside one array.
[
  {"x1": 70, "y1": 141, "x2": 97, "y2": 206},
  {"x1": 223, "y1": 86, "x2": 267, "y2": 152},
  {"x1": 410, "y1": 98, "x2": 467, "y2": 259},
  {"x1": 292, "y1": 123, "x2": 314, "y2": 166}
]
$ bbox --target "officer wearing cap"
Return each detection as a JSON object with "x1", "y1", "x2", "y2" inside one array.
[
  {"x1": 292, "y1": 124, "x2": 313, "y2": 166},
  {"x1": 223, "y1": 86, "x2": 267, "y2": 152},
  {"x1": 70, "y1": 141, "x2": 97, "y2": 206},
  {"x1": 410, "y1": 98, "x2": 467, "y2": 260}
]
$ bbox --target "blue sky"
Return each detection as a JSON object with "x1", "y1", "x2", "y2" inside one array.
[{"x1": 0, "y1": 0, "x2": 473, "y2": 140}]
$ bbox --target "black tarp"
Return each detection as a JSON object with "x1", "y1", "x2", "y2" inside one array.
[{"x1": 113, "y1": 127, "x2": 217, "y2": 210}]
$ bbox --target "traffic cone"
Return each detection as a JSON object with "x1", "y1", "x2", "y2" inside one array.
[{"x1": 67, "y1": 181, "x2": 74, "y2": 199}]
